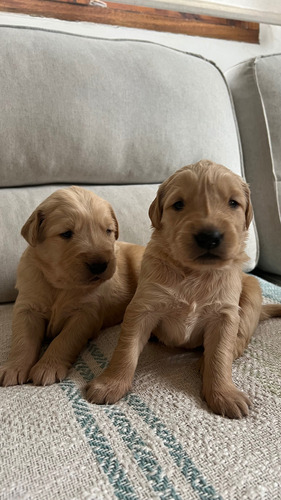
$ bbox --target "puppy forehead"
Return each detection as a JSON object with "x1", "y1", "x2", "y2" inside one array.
[
  {"x1": 164, "y1": 167, "x2": 244, "y2": 201},
  {"x1": 43, "y1": 188, "x2": 113, "y2": 229}
]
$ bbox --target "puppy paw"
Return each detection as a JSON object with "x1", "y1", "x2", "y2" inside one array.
[
  {"x1": 203, "y1": 385, "x2": 252, "y2": 419},
  {"x1": 86, "y1": 376, "x2": 130, "y2": 404},
  {"x1": 29, "y1": 360, "x2": 69, "y2": 386},
  {"x1": 0, "y1": 362, "x2": 31, "y2": 386}
]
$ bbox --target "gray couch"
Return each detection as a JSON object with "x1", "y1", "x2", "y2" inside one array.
[{"x1": 1, "y1": 20, "x2": 281, "y2": 500}]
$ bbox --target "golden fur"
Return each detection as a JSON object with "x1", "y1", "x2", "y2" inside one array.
[
  {"x1": 0, "y1": 186, "x2": 144, "y2": 386},
  {"x1": 87, "y1": 160, "x2": 281, "y2": 418}
]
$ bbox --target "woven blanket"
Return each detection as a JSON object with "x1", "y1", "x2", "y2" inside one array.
[{"x1": 1, "y1": 277, "x2": 281, "y2": 500}]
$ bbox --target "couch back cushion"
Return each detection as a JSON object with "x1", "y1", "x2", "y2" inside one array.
[
  {"x1": 0, "y1": 24, "x2": 258, "y2": 302},
  {"x1": 226, "y1": 54, "x2": 281, "y2": 276}
]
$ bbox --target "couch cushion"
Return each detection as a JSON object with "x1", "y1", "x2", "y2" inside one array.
[
  {"x1": 226, "y1": 54, "x2": 281, "y2": 275},
  {"x1": 0, "y1": 26, "x2": 242, "y2": 186}
]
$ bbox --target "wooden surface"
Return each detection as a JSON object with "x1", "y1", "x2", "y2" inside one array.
[{"x1": 0, "y1": 0, "x2": 259, "y2": 43}]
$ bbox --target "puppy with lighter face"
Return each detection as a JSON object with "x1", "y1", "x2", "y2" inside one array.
[
  {"x1": 87, "y1": 160, "x2": 281, "y2": 418},
  {"x1": 0, "y1": 186, "x2": 144, "y2": 387}
]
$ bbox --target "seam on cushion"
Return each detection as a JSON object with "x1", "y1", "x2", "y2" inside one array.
[
  {"x1": 258, "y1": 53, "x2": 281, "y2": 62},
  {"x1": 0, "y1": 24, "x2": 229, "y2": 66},
  {"x1": 0, "y1": 23, "x2": 241, "y2": 97},
  {"x1": 225, "y1": 53, "x2": 281, "y2": 74},
  {"x1": 253, "y1": 58, "x2": 281, "y2": 222}
]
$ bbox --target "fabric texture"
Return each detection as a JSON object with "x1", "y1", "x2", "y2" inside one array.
[
  {"x1": 1, "y1": 277, "x2": 281, "y2": 500},
  {"x1": 225, "y1": 54, "x2": 281, "y2": 275}
]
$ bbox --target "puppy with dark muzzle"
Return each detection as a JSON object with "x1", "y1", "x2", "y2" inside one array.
[
  {"x1": 0, "y1": 186, "x2": 145, "y2": 387},
  {"x1": 87, "y1": 160, "x2": 281, "y2": 418}
]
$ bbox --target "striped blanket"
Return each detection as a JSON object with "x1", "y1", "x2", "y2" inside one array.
[{"x1": 1, "y1": 277, "x2": 281, "y2": 500}]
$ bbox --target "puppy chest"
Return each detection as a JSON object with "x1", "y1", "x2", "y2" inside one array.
[{"x1": 156, "y1": 305, "x2": 203, "y2": 348}]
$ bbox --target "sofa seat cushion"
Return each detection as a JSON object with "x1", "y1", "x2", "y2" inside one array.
[{"x1": 226, "y1": 54, "x2": 281, "y2": 275}]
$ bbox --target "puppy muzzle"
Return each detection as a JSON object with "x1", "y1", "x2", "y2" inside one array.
[
  {"x1": 194, "y1": 229, "x2": 224, "y2": 250},
  {"x1": 86, "y1": 260, "x2": 108, "y2": 277}
]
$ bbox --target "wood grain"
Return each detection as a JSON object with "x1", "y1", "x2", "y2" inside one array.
[{"x1": 0, "y1": 0, "x2": 259, "y2": 43}]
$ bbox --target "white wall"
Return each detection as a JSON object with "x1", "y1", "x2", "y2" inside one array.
[{"x1": 0, "y1": 12, "x2": 281, "y2": 71}]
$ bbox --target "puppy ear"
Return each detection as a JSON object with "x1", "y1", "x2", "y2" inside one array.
[
  {"x1": 110, "y1": 207, "x2": 119, "y2": 240},
  {"x1": 21, "y1": 209, "x2": 45, "y2": 246},
  {"x1": 149, "y1": 186, "x2": 165, "y2": 230},
  {"x1": 149, "y1": 168, "x2": 184, "y2": 229},
  {"x1": 243, "y1": 182, "x2": 253, "y2": 229}
]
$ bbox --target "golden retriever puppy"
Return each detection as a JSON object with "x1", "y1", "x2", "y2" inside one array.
[
  {"x1": 87, "y1": 160, "x2": 281, "y2": 418},
  {"x1": 0, "y1": 186, "x2": 145, "y2": 387}
]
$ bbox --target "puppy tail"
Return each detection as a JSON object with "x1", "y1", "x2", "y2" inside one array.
[{"x1": 260, "y1": 303, "x2": 281, "y2": 321}]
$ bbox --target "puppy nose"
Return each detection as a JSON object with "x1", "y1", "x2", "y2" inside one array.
[
  {"x1": 194, "y1": 230, "x2": 223, "y2": 250},
  {"x1": 87, "y1": 261, "x2": 108, "y2": 275}
]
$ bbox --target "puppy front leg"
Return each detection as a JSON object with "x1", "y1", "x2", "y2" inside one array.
[
  {"x1": 233, "y1": 274, "x2": 262, "y2": 359},
  {"x1": 202, "y1": 309, "x2": 251, "y2": 419},
  {"x1": 87, "y1": 306, "x2": 158, "y2": 404},
  {"x1": 29, "y1": 313, "x2": 100, "y2": 386},
  {"x1": 0, "y1": 308, "x2": 45, "y2": 386}
]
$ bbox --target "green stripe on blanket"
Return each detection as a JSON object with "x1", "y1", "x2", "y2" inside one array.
[
  {"x1": 60, "y1": 379, "x2": 139, "y2": 500},
  {"x1": 85, "y1": 345, "x2": 222, "y2": 499},
  {"x1": 62, "y1": 351, "x2": 222, "y2": 500}
]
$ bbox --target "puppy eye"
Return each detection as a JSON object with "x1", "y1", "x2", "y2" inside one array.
[
  {"x1": 172, "y1": 200, "x2": 185, "y2": 211},
  {"x1": 229, "y1": 199, "x2": 239, "y2": 209},
  {"x1": 106, "y1": 229, "x2": 113, "y2": 235},
  {"x1": 60, "y1": 230, "x2": 73, "y2": 239}
]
